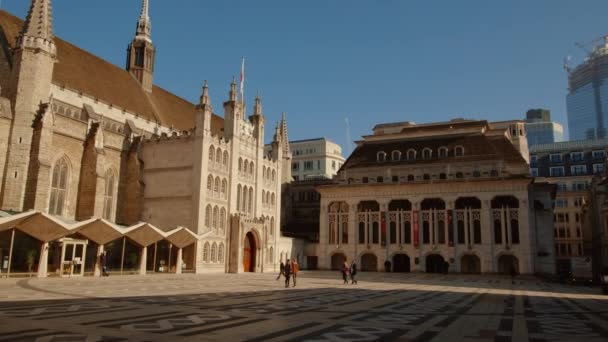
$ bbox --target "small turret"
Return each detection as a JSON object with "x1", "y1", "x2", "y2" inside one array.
[
  {"x1": 200, "y1": 80, "x2": 210, "y2": 107},
  {"x1": 195, "y1": 80, "x2": 212, "y2": 135}
]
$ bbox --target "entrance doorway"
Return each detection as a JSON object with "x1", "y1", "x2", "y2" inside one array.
[
  {"x1": 331, "y1": 253, "x2": 346, "y2": 270},
  {"x1": 60, "y1": 238, "x2": 88, "y2": 277},
  {"x1": 498, "y1": 255, "x2": 519, "y2": 275},
  {"x1": 393, "y1": 254, "x2": 410, "y2": 272},
  {"x1": 243, "y1": 232, "x2": 256, "y2": 272},
  {"x1": 461, "y1": 254, "x2": 481, "y2": 274},
  {"x1": 426, "y1": 254, "x2": 446, "y2": 273},
  {"x1": 361, "y1": 253, "x2": 378, "y2": 271}
]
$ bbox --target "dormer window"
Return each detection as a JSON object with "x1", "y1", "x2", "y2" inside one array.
[
  {"x1": 391, "y1": 150, "x2": 401, "y2": 161},
  {"x1": 455, "y1": 146, "x2": 465, "y2": 157},
  {"x1": 407, "y1": 149, "x2": 416, "y2": 160},
  {"x1": 438, "y1": 147, "x2": 448, "y2": 158},
  {"x1": 377, "y1": 151, "x2": 387, "y2": 162},
  {"x1": 422, "y1": 148, "x2": 432, "y2": 160}
]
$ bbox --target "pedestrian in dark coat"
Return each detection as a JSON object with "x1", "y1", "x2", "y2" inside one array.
[
  {"x1": 276, "y1": 261, "x2": 285, "y2": 280},
  {"x1": 100, "y1": 251, "x2": 109, "y2": 277},
  {"x1": 350, "y1": 261, "x2": 358, "y2": 285},
  {"x1": 284, "y1": 259, "x2": 292, "y2": 288}
]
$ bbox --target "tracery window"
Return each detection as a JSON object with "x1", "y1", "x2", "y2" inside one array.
[
  {"x1": 49, "y1": 157, "x2": 69, "y2": 216},
  {"x1": 102, "y1": 170, "x2": 116, "y2": 220}
]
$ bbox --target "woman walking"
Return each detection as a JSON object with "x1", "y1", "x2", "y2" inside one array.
[{"x1": 350, "y1": 261, "x2": 358, "y2": 285}]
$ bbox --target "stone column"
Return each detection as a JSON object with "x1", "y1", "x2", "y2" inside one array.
[
  {"x1": 348, "y1": 200, "x2": 357, "y2": 262},
  {"x1": 518, "y1": 197, "x2": 533, "y2": 274},
  {"x1": 481, "y1": 199, "x2": 493, "y2": 273},
  {"x1": 37, "y1": 242, "x2": 49, "y2": 278},
  {"x1": 176, "y1": 248, "x2": 183, "y2": 274},
  {"x1": 94, "y1": 244, "x2": 104, "y2": 277},
  {"x1": 139, "y1": 246, "x2": 147, "y2": 275}
]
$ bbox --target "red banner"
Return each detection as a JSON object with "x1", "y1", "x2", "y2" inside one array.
[{"x1": 413, "y1": 210, "x2": 419, "y2": 248}]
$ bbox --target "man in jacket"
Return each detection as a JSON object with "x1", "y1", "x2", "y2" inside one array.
[
  {"x1": 291, "y1": 260, "x2": 299, "y2": 287},
  {"x1": 276, "y1": 261, "x2": 285, "y2": 280},
  {"x1": 284, "y1": 259, "x2": 292, "y2": 288}
]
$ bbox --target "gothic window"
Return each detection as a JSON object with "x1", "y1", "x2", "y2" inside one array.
[
  {"x1": 203, "y1": 242, "x2": 210, "y2": 263},
  {"x1": 271, "y1": 193, "x2": 275, "y2": 206},
  {"x1": 221, "y1": 179, "x2": 228, "y2": 198},
  {"x1": 216, "y1": 148, "x2": 222, "y2": 164},
  {"x1": 220, "y1": 208, "x2": 226, "y2": 233},
  {"x1": 494, "y1": 220, "x2": 502, "y2": 244},
  {"x1": 212, "y1": 206, "x2": 219, "y2": 230},
  {"x1": 266, "y1": 192, "x2": 270, "y2": 205},
  {"x1": 102, "y1": 170, "x2": 116, "y2": 221},
  {"x1": 511, "y1": 219, "x2": 520, "y2": 244},
  {"x1": 218, "y1": 243, "x2": 225, "y2": 263},
  {"x1": 390, "y1": 222, "x2": 397, "y2": 244},
  {"x1": 438, "y1": 147, "x2": 448, "y2": 158},
  {"x1": 473, "y1": 220, "x2": 482, "y2": 244},
  {"x1": 249, "y1": 161, "x2": 255, "y2": 175},
  {"x1": 262, "y1": 167, "x2": 266, "y2": 180},
  {"x1": 214, "y1": 177, "x2": 220, "y2": 193},
  {"x1": 455, "y1": 146, "x2": 465, "y2": 157},
  {"x1": 372, "y1": 222, "x2": 379, "y2": 244},
  {"x1": 270, "y1": 217, "x2": 275, "y2": 236},
  {"x1": 407, "y1": 149, "x2": 416, "y2": 160},
  {"x1": 329, "y1": 222, "x2": 336, "y2": 244},
  {"x1": 342, "y1": 221, "x2": 348, "y2": 244},
  {"x1": 422, "y1": 148, "x2": 432, "y2": 159},
  {"x1": 207, "y1": 174, "x2": 213, "y2": 191},
  {"x1": 49, "y1": 157, "x2": 69, "y2": 216},
  {"x1": 358, "y1": 222, "x2": 365, "y2": 244},
  {"x1": 223, "y1": 151, "x2": 229, "y2": 166},
  {"x1": 457, "y1": 220, "x2": 466, "y2": 244},
  {"x1": 205, "y1": 205, "x2": 212, "y2": 227},
  {"x1": 238, "y1": 158, "x2": 243, "y2": 172},
  {"x1": 437, "y1": 220, "x2": 445, "y2": 244},
  {"x1": 236, "y1": 185, "x2": 242, "y2": 211},
  {"x1": 242, "y1": 186, "x2": 248, "y2": 212},
  {"x1": 248, "y1": 187, "x2": 253, "y2": 213},
  {"x1": 272, "y1": 170, "x2": 276, "y2": 182},
  {"x1": 211, "y1": 243, "x2": 217, "y2": 263},
  {"x1": 423, "y1": 221, "x2": 430, "y2": 244},
  {"x1": 404, "y1": 222, "x2": 412, "y2": 244},
  {"x1": 209, "y1": 146, "x2": 215, "y2": 162},
  {"x1": 262, "y1": 190, "x2": 266, "y2": 205}
]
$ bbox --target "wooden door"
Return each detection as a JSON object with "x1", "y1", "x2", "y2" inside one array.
[{"x1": 243, "y1": 235, "x2": 251, "y2": 272}]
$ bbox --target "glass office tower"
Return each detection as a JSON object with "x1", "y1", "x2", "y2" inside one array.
[
  {"x1": 567, "y1": 37, "x2": 608, "y2": 141},
  {"x1": 525, "y1": 109, "x2": 564, "y2": 146}
]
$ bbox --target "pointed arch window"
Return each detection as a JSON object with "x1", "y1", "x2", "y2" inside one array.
[
  {"x1": 214, "y1": 177, "x2": 220, "y2": 194},
  {"x1": 102, "y1": 170, "x2": 116, "y2": 221},
  {"x1": 242, "y1": 186, "x2": 248, "y2": 212},
  {"x1": 218, "y1": 243, "x2": 225, "y2": 263},
  {"x1": 211, "y1": 243, "x2": 218, "y2": 263},
  {"x1": 236, "y1": 185, "x2": 242, "y2": 211},
  {"x1": 238, "y1": 158, "x2": 243, "y2": 172},
  {"x1": 272, "y1": 170, "x2": 276, "y2": 182},
  {"x1": 249, "y1": 161, "x2": 255, "y2": 175},
  {"x1": 220, "y1": 208, "x2": 226, "y2": 233},
  {"x1": 221, "y1": 179, "x2": 228, "y2": 198},
  {"x1": 212, "y1": 206, "x2": 219, "y2": 230},
  {"x1": 205, "y1": 205, "x2": 212, "y2": 227},
  {"x1": 203, "y1": 242, "x2": 210, "y2": 263},
  {"x1": 207, "y1": 175, "x2": 213, "y2": 192},
  {"x1": 271, "y1": 193, "x2": 275, "y2": 206},
  {"x1": 49, "y1": 158, "x2": 69, "y2": 216},
  {"x1": 248, "y1": 187, "x2": 254, "y2": 213},
  {"x1": 216, "y1": 148, "x2": 222, "y2": 164},
  {"x1": 209, "y1": 146, "x2": 215, "y2": 162},
  {"x1": 223, "y1": 151, "x2": 229, "y2": 166}
]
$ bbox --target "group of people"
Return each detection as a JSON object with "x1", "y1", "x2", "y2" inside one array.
[
  {"x1": 277, "y1": 259, "x2": 299, "y2": 288},
  {"x1": 341, "y1": 260, "x2": 358, "y2": 285}
]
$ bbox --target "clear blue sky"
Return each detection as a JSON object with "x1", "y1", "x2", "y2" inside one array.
[{"x1": 3, "y1": 0, "x2": 608, "y2": 154}]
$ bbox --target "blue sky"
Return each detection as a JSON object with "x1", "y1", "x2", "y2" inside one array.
[{"x1": 3, "y1": 0, "x2": 608, "y2": 154}]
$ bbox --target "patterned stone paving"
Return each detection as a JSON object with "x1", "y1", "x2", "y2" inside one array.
[{"x1": 0, "y1": 272, "x2": 606, "y2": 341}]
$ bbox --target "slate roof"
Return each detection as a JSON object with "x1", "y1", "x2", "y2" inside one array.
[{"x1": 0, "y1": 10, "x2": 224, "y2": 133}]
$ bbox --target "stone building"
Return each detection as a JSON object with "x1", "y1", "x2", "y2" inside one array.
[
  {"x1": 0, "y1": 0, "x2": 300, "y2": 277},
  {"x1": 530, "y1": 139, "x2": 608, "y2": 274},
  {"x1": 289, "y1": 138, "x2": 345, "y2": 180},
  {"x1": 312, "y1": 119, "x2": 556, "y2": 275}
]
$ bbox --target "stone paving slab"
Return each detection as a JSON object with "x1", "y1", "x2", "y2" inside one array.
[{"x1": 0, "y1": 272, "x2": 606, "y2": 341}]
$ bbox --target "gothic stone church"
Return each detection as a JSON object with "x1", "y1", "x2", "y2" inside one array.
[{"x1": 0, "y1": 0, "x2": 300, "y2": 277}]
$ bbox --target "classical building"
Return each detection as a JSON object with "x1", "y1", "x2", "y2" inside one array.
[
  {"x1": 530, "y1": 139, "x2": 608, "y2": 274},
  {"x1": 524, "y1": 109, "x2": 564, "y2": 146},
  {"x1": 289, "y1": 138, "x2": 345, "y2": 180},
  {"x1": 0, "y1": 0, "x2": 302, "y2": 277},
  {"x1": 312, "y1": 119, "x2": 556, "y2": 275}
]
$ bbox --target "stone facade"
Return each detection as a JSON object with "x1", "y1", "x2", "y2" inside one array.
[
  {"x1": 309, "y1": 119, "x2": 556, "y2": 275},
  {"x1": 0, "y1": 0, "x2": 301, "y2": 276}
]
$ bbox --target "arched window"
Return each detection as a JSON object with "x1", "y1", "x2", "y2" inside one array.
[
  {"x1": 438, "y1": 147, "x2": 448, "y2": 158},
  {"x1": 236, "y1": 185, "x2": 242, "y2": 211},
  {"x1": 205, "y1": 205, "x2": 212, "y2": 227},
  {"x1": 377, "y1": 151, "x2": 387, "y2": 162},
  {"x1": 102, "y1": 169, "x2": 116, "y2": 220},
  {"x1": 271, "y1": 193, "x2": 275, "y2": 206},
  {"x1": 214, "y1": 177, "x2": 220, "y2": 193},
  {"x1": 249, "y1": 161, "x2": 255, "y2": 175},
  {"x1": 262, "y1": 167, "x2": 266, "y2": 180},
  {"x1": 216, "y1": 148, "x2": 222, "y2": 164},
  {"x1": 212, "y1": 206, "x2": 219, "y2": 229},
  {"x1": 223, "y1": 151, "x2": 229, "y2": 166},
  {"x1": 270, "y1": 217, "x2": 275, "y2": 236},
  {"x1": 422, "y1": 148, "x2": 432, "y2": 159},
  {"x1": 242, "y1": 186, "x2": 248, "y2": 212},
  {"x1": 211, "y1": 243, "x2": 217, "y2": 263},
  {"x1": 238, "y1": 158, "x2": 243, "y2": 172},
  {"x1": 209, "y1": 146, "x2": 215, "y2": 162},
  {"x1": 455, "y1": 146, "x2": 465, "y2": 157},
  {"x1": 266, "y1": 192, "x2": 270, "y2": 205},
  {"x1": 220, "y1": 208, "x2": 226, "y2": 232},
  {"x1": 218, "y1": 243, "x2": 225, "y2": 263},
  {"x1": 203, "y1": 242, "x2": 210, "y2": 263},
  {"x1": 392, "y1": 150, "x2": 401, "y2": 161},
  {"x1": 221, "y1": 179, "x2": 228, "y2": 197},
  {"x1": 207, "y1": 174, "x2": 213, "y2": 191},
  {"x1": 272, "y1": 170, "x2": 276, "y2": 182},
  {"x1": 248, "y1": 187, "x2": 253, "y2": 213},
  {"x1": 407, "y1": 149, "x2": 416, "y2": 160},
  {"x1": 49, "y1": 157, "x2": 69, "y2": 216}
]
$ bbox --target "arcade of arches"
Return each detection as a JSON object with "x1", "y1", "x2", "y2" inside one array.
[{"x1": 321, "y1": 195, "x2": 529, "y2": 274}]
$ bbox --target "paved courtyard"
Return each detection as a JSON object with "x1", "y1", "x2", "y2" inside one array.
[{"x1": 0, "y1": 272, "x2": 606, "y2": 342}]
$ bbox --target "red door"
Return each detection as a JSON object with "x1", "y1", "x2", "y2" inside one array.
[{"x1": 243, "y1": 234, "x2": 251, "y2": 272}]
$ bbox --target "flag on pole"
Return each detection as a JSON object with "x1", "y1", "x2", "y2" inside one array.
[{"x1": 240, "y1": 57, "x2": 245, "y2": 103}]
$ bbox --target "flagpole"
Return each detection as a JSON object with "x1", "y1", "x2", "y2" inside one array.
[{"x1": 240, "y1": 57, "x2": 245, "y2": 105}]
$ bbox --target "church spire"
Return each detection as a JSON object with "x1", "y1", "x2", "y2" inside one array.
[
  {"x1": 280, "y1": 112, "x2": 290, "y2": 154},
  {"x1": 17, "y1": 0, "x2": 56, "y2": 53},
  {"x1": 136, "y1": 0, "x2": 152, "y2": 42}
]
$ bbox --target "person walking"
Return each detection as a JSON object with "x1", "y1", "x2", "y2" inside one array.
[
  {"x1": 350, "y1": 261, "x2": 358, "y2": 285},
  {"x1": 341, "y1": 260, "x2": 350, "y2": 285},
  {"x1": 100, "y1": 251, "x2": 109, "y2": 277},
  {"x1": 284, "y1": 259, "x2": 292, "y2": 288},
  {"x1": 291, "y1": 259, "x2": 299, "y2": 287},
  {"x1": 276, "y1": 261, "x2": 285, "y2": 281}
]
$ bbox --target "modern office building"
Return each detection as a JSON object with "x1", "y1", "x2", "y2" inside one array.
[
  {"x1": 530, "y1": 139, "x2": 608, "y2": 273},
  {"x1": 289, "y1": 138, "x2": 345, "y2": 180},
  {"x1": 525, "y1": 109, "x2": 564, "y2": 146},
  {"x1": 566, "y1": 36, "x2": 608, "y2": 140},
  {"x1": 310, "y1": 119, "x2": 556, "y2": 275}
]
